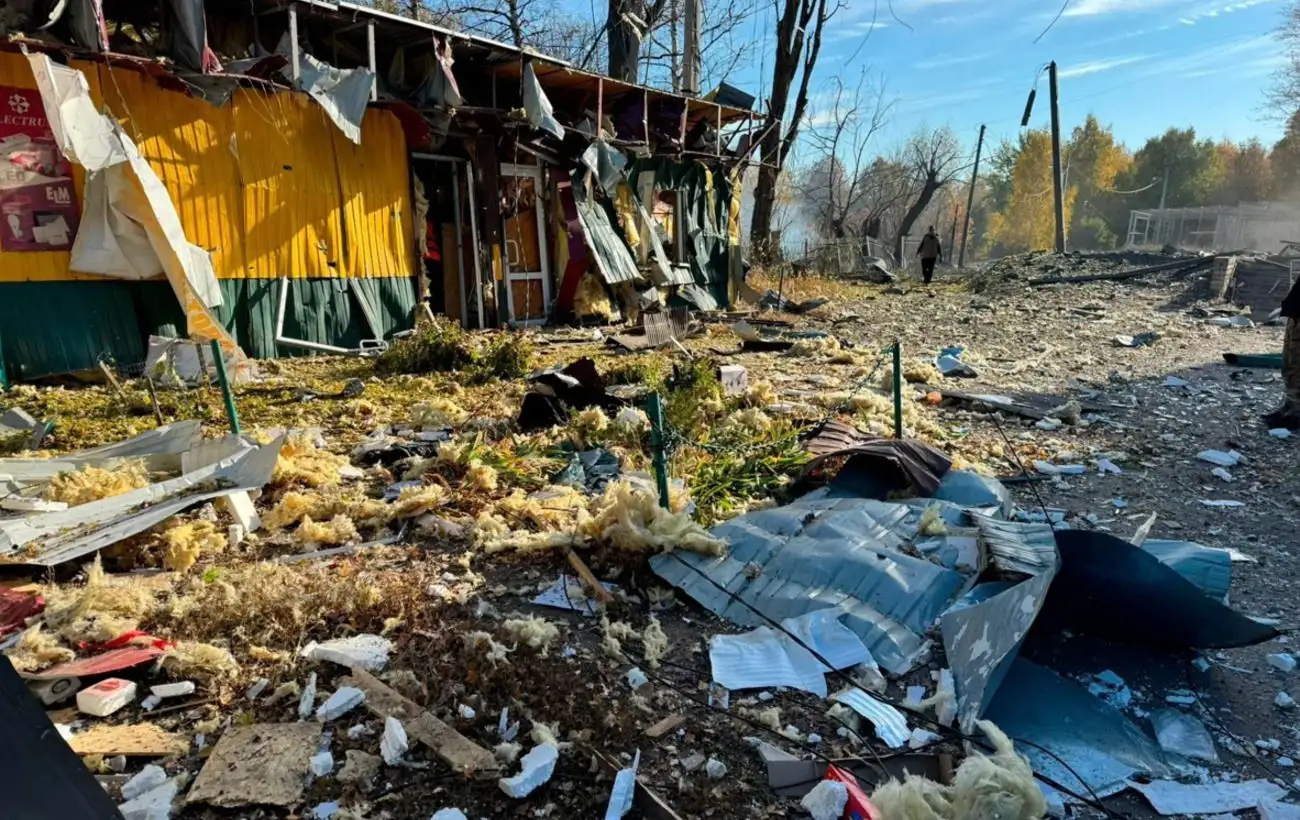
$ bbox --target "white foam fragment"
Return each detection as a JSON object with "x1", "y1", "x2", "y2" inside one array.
[
  {"x1": 117, "y1": 778, "x2": 179, "y2": 820},
  {"x1": 498, "y1": 743, "x2": 560, "y2": 798},
  {"x1": 315, "y1": 687, "x2": 365, "y2": 721},
  {"x1": 1269, "y1": 653, "x2": 1296, "y2": 673},
  {"x1": 121, "y1": 765, "x2": 168, "y2": 801},
  {"x1": 309, "y1": 750, "x2": 334, "y2": 777},
  {"x1": 298, "y1": 672, "x2": 317, "y2": 720},
  {"x1": 705, "y1": 758, "x2": 727, "y2": 779},
  {"x1": 431, "y1": 811, "x2": 469, "y2": 820},
  {"x1": 801, "y1": 779, "x2": 850, "y2": 820},
  {"x1": 149, "y1": 682, "x2": 195, "y2": 698},
  {"x1": 603, "y1": 750, "x2": 640, "y2": 820},
  {"x1": 300, "y1": 634, "x2": 393, "y2": 671},
  {"x1": 1197, "y1": 449, "x2": 1243, "y2": 467},
  {"x1": 381, "y1": 716, "x2": 409, "y2": 765}
]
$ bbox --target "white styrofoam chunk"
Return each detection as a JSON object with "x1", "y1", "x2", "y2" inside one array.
[{"x1": 498, "y1": 743, "x2": 560, "y2": 799}]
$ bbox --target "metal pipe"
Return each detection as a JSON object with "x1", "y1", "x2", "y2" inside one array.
[
  {"x1": 892, "y1": 340, "x2": 903, "y2": 439},
  {"x1": 465, "y1": 159, "x2": 486, "y2": 329},
  {"x1": 274, "y1": 276, "x2": 354, "y2": 354},
  {"x1": 289, "y1": 3, "x2": 301, "y2": 84},
  {"x1": 451, "y1": 163, "x2": 468, "y2": 323},
  {"x1": 647, "y1": 392, "x2": 671, "y2": 509},
  {"x1": 210, "y1": 340, "x2": 241, "y2": 435},
  {"x1": 367, "y1": 20, "x2": 377, "y2": 101}
]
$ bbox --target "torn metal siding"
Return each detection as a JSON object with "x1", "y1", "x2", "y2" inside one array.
[
  {"x1": 0, "y1": 435, "x2": 281, "y2": 567},
  {"x1": 628, "y1": 157, "x2": 734, "y2": 303},
  {"x1": 650, "y1": 490, "x2": 977, "y2": 675},
  {"x1": 574, "y1": 196, "x2": 640, "y2": 285}
]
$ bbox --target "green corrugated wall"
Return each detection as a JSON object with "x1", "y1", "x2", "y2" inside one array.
[{"x1": 0, "y1": 277, "x2": 417, "y2": 382}]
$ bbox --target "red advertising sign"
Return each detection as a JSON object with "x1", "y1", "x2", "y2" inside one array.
[{"x1": 0, "y1": 85, "x2": 79, "y2": 252}]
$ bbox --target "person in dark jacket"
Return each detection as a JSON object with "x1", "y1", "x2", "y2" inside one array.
[
  {"x1": 1265, "y1": 278, "x2": 1300, "y2": 429},
  {"x1": 916, "y1": 227, "x2": 942, "y2": 285}
]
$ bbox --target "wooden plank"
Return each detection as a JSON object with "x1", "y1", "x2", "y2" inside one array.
[
  {"x1": 69, "y1": 723, "x2": 189, "y2": 757},
  {"x1": 343, "y1": 668, "x2": 499, "y2": 779},
  {"x1": 564, "y1": 547, "x2": 614, "y2": 603},
  {"x1": 645, "y1": 713, "x2": 686, "y2": 739}
]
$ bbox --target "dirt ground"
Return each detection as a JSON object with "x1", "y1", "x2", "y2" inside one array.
[{"x1": 3, "y1": 252, "x2": 1298, "y2": 820}]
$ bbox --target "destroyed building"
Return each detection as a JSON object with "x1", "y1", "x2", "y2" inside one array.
[{"x1": 0, "y1": 0, "x2": 755, "y2": 384}]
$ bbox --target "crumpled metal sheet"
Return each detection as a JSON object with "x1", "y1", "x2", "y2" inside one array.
[
  {"x1": 941, "y1": 570, "x2": 1057, "y2": 731},
  {"x1": 985, "y1": 659, "x2": 1173, "y2": 804},
  {"x1": 0, "y1": 421, "x2": 200, "y2": 490},
  {"x1": 1040, "y1": 529, "x2": 1278, "y2": 648},
  {"x1": 1142, "y1": 539, "x2": 1232, "y2": 600},
  {"x1": 275, "y1": 34, "x2": 374, "y2": 144},
  {"x1": 523, "y1": 62, "x2": 565, "y2": 140},
  {"x1": 651, "y1": 490, "x2": 978, "y2": 675},
  {"x1": 0, "y1": 436, "x2": 282, "y2": 567},
  {"x1": 574, "y1": 197, "x2": 641, "y2": 285}
]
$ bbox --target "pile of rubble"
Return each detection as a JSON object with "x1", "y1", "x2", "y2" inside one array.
[{"x1": 2, "y1": 258, "x2": 1299, "y2": 820}]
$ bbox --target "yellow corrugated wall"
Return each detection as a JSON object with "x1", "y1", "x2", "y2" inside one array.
[{"x1": 0, "y1": 51, "x2": 411, "y2": 284}]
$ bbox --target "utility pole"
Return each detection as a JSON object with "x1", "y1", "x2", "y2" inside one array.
[
  {"x1": 958, "y1": 123, "x2": 985, "y2": 268},
  {"x1": 1048, "y1": 61, "x2": 1065, "y2": 254},
  {"x1": 1159, "y1": 170, "x2": 1168, "y2": 209},
  {"x1": 682, "y1": 0, "x2": 701, "y2": 95}
]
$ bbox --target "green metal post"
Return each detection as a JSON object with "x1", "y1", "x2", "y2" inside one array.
[
  {"x1": 647, "y1": 391, "x2": 671, "y2": 510},
  {"x1": 210, "y1": 340, "x2": 241, "y2": 435},
  {"x1": 892, "y1": 340, "x2": 903, "y2": 439}
]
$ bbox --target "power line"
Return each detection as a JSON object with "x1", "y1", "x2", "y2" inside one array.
[{"x1": 1033, "y1": 0, "x2": 1070, "y2": 44}]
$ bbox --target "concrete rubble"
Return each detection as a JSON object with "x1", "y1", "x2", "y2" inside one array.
[{"x1": 2, "y1": 249, "x2": 1298, "y2": 819}]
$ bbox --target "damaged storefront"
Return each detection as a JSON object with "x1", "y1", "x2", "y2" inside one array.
[{"x1": 0, "y1": 0, "x2": 755, "y2": 382}]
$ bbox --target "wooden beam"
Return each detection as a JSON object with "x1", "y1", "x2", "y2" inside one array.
[{"x1": 564, "y1": 547, "x2": 614, "y2": 604}]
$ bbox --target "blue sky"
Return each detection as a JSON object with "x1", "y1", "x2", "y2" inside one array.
[{"x1": 680, "y1": 0, "x2": 1293, "y2": 158}]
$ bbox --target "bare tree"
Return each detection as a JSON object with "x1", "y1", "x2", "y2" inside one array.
[
  {"x1": 1270, "y1": 2, "x2": 1300, "y2": 119},
  {"x1": 750, "y1": 0, "x2": 839, "y2": 262},
  {"x1": 796, "y1": 72, "x2": 891, "y2": 240},
  {"x1": 638, "y1": 0, "x2": 758, "y2": 90},
  {"x1": 892, "y1": 126, "x2": 963, "y2": 261}
]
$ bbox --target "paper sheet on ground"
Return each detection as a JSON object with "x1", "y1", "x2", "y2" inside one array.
[{"x1": 709, "y1": 609, "x2": 872, "y2": 698}]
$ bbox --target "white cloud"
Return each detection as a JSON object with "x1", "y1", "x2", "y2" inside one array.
[
  {"x1": 1058, "y1": 55, "x2": 1150, "y2": 77},
  {"x1": 826, "y1": 20, "x2": 889, "y2": 41},
  {"x1": 1063, "y1": 0, "x2": 1184, "y2": 16},
  {"x1": 1177, "y1": 0, "x2": 1280, "y2": 25},
  {"x1": 913, "y1": 51, "x2": 994, "y2": 69}
]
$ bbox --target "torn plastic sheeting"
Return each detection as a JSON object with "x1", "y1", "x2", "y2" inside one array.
[
  {"x1": 22, "y1": 645, "x2": 165, "y2": 680},
  {"x1": 1037, "y1": 529, "x2": 1278, "y2": 648},
  {"x1": 709, "y1": 609, "x2": 872, "y2": 698},
  {"x1": 523, "y1": 62, "x2": 565, "y2": 140},
  {"x1": 0, "y1": 437, "x2": 282, "y2": 567},
  {"x1": 940, "y1": 569, "x2": 1056, "y2": 731},
  {"x1": 278, "y1": 37, "x2": 375, "y2": 145},
  {"x1": 162, "y1": 0, "x2": 219, "y2": 73},
  {"x1": 652, "y1": 491, "x2": 978, "y2": 675},
  {"x1": 984, "y1": 659, "x2": 1173, "y2": 805},
  {"x1": 1131, "y1": 779, "x2": 1286, "y2": 816},
  {"x1": 830, "y1": 687, "x2": 910, "y2": 749},
  {"x1": 0, "y1": 421, "x2": 200, "y2": 491},
  {"x1": 1141, "y1": 539, "x2": 1232, "y2": 601},
  {"x1": 26, "y1": 54, "x2": 241, "y2": 357}
]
